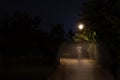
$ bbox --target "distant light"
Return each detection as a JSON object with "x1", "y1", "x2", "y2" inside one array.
[{"x1": 78, "y1": 24, "x2": 84, "y2": 30}]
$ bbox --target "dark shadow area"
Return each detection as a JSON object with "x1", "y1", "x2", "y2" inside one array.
[
  {"x1": 0, "y1": 12, "x2": 66, "y2": 79},
  {"x1": 0, "y1": 0, "x2": 119, "y2": 80}
]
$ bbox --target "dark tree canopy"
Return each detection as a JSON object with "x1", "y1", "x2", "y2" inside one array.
[
  {"x1": 66, "y1": 29, "x2": 75, "y2": 41},
  {"x1": 50, "y1": 24, "x2": 65, "y2": 43},
  {"x1": 0, "y1": 12, "x2": 41, "y2": 57},
  {"x1": 81, "y1": 0, "x2": 120, "y2": 79},
  {"x1": 81, "y1": 0, "x2": 120, "y2": 47},
  {"x1": 0, "y1": 12, "x2": 62, "y2": 65}
]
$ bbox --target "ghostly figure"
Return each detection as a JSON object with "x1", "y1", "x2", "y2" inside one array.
[{"x1": 77, "y1": 46, "x2": 82, "y2": 62}]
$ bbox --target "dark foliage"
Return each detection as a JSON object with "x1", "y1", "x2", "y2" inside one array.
[
  {"x1": 66, "y1": 29, "x2": 75, "y2": 41},
  {"x1": 0, "y1": 12, "x2": 65, "y2": 66},
  {"x1": 81, "y1": 0, "x2": 120, "y2": 79}
]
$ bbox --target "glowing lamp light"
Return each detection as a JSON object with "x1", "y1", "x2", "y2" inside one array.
[{"x1": 78, "y1": 24, "x2": 84, "y2": 30}]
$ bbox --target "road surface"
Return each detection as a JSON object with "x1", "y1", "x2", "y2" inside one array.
[{"x1": 49, "y1": 58, "x2": 115, "y2": 80}]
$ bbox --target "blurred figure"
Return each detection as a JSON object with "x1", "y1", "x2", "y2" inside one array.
[{"x1": 77, "y1": 47, "x2": 82, "y2": 62}]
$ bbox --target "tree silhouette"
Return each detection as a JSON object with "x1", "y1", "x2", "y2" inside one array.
[
  {"x1": 81, "y1": 0, "x2": 120, "y2": 79},
  {"x1": 50, "y1": 24, "x2": 65, "y2": 44},
  {"x1": 0, "y1": 12, "x2": 41, "y2": 64},
  {"x1": 66, "y1": 29, "x2": 75, "y2": 41},
  {"x1": 49, "y1": 24, "x2": 66, "y2": 65}
]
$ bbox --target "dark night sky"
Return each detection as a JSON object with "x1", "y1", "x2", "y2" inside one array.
[{"x1": 0, "y1": 0, "x2": 85, "y2": 32}]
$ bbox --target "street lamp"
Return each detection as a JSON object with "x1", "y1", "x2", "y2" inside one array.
[{"x1": 78, "y1": 24, "x2": 84, "y2": 30}]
